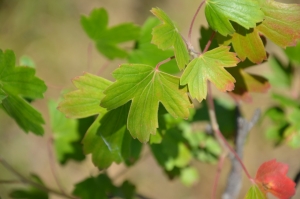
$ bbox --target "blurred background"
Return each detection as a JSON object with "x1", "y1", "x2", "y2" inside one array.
[{"x1": 0, "y1": 0, "x2": 300, "y2": 198}]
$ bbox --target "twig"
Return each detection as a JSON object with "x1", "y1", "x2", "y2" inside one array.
[
  {"x1": 206, "y1": 82, "x2": 254, "y2": 182},
  {"x1": 202, "y1": 31, "x2": 216, "y2": 54},
  {"x1": 188, "y1": 0, "x2": 206, "y2": 45},
  {"x1": 211, "y1": 152, "x2": 228, "y2": 199},
  {"x1": 222, "y1": 109, "x2": 261, "y2": 199},
  {"x1": 0, "y1": 157, "x2": 79, "y2": 199},
  {"x1": 47, "y1": 137, "x2": 65, "y2": 194},
  {"x1": 155, "y1": 56, "x2": 175, "y2": 70},
  {"x1": 0, "y1": 180, "x2": 22, "y2": 184}
]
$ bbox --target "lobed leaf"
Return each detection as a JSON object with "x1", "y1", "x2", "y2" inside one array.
[
  {"x1": 101, "y1": 64, "x2": 192, "y2": 142},
  {"x1": 151, "y1": 8, "x2": 190, "y2": 70},
  {"x1": 205, "y1": 0, "x2": 264, "y2": 36},
  {"x1": 81, "y1": 8, "x2": 140, "y2": 59},
  {"x1": 0, "y1": 49, "x2": 46, "y2": 135},
  {"x1": 257, "y1": 0, "x2": 300, "y2": 48},
  {"x1": 58, "y1": 73, "x2": 111, "y2": 119},
  {"x1": 129, "y1": 17, "x2": 179, "y2": 74},
  {"x1": 180, "y1": 46, "x2": 239, "y2": 102},
  {"x1": 255, "y1": 159, "x2": 296, "y2": 199},
  {"x1": 83, "y1": 103, "x2": 142, "y2": 169}
]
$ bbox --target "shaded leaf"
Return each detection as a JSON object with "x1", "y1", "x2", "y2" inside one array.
[
  {"x1": 0, "y1": 88, "x2": 7, "y2": 103},
  {"x1": 205, "y1": 0, "x2": 264, "y2": 36},
  {"x1": 151, "y1": 8, "x2": 190, "y2": 70},
  {"x1": 0, "y1": 50, "x2": 46, "y2": 135},
  {"x1": 284, "y1": 41, "x2": 300, "y2": 65},
  {"x1": 129, "y1": 17, "x2": 179, "y2": 74},
  {"x1": 228, "y1": 59, "x2": 270, "y2": 102},
  {"x1": 101, "y1": 64, "x2": 192, "y2": 142},
  {"x1": 199, "y1": 26, "x2": 219, "y2": 52},
  {"x1": 255, "y1": 159, "x2": 296, "y2": 199},
  {"x1": 58, "y1": 73, "x2": 111, "y2": 119},
  {"x1": 72, "y1": 174, "x2": 136, "y2": 199},
  {"x1": 244, "y1": 185, "x2": 267, "y2": 199},
  {"x1": 268, "y1": 57, "x2": 293, "y2": 89},
  {"x1": 49, "y1": 100, "x2": 79, "y2": 164},
  {"x1": 83, "y1": 103, "x2": 142, "y2": 169},
  {"x1": 73, "y1": 174, "x2": 114, "y2": 199},
  {"x1": 81, "y1": 8, "x2": 140, "y2": 59},
  {"x1": 180, "y1": 46, "x2": 239, "y2": 102},
  {"x1": 257, "y1": 0, "x2": 300, "y2": 48},
  {"x1": 10, "y1": 174, "x2": 48, "y2": 199}
]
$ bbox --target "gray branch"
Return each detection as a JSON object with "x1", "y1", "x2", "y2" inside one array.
[{"x1": 222, "y1": 108, "x2": 261, "y2": 199}]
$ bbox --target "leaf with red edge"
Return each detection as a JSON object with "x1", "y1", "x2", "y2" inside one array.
[
  {"x1": 180, "y1": 46, "x2": 239, "y2": 102},
  {"x1": 228, "y1": 59, "x2": 270, "y2": 103},
  {"x1": 257, "y1": 0, "x2": 300, "y2": 48},
  {"x1": 255, "y1": 159, "x2": 296, "y2": 199}
]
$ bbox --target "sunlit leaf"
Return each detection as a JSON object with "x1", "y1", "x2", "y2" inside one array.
[
  {"x1": 268, "y1": 57, "x2": 293, "y2": 89},
  {"x1": 180, "y1": 46, "x2": 239, "y2": 102},
  {"x1": 151, "y1": 8, "x2": 190, "y2": 70},
  {"x1": 58, "y1": 73, "x2": 111, "y2": 119},
  {"x1": 284, "y1": 42, "x2": 300, "y2": 65},
  {"x1": 101, "y1": 64, "x2": 192, "y2": 142},
  {"x1": 0, "y1": 50, "x2": 46, "y2": 135},
  {"x1": 81, "y1": 8, "x2": 140, "y2": 59},
  {"x1": 244, "y1": 185, "x2": 267, "y2": 199},
  {"x1": 205, "y1": 0, "x2": 264, "y2": 36},
  {"x1": 257, "y1": 0, "x2": 300, "y2": 48},
  {"x1": 129, "y1": 17, "x2": 179, "y2": 74},
  {"x1": 180, "y1": 167, "x2": 199, "y2": 187}
]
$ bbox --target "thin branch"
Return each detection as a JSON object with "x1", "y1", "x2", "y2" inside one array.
[
  {"x1": 206, "y1": 82, "x2": 254, "y2": 183},
  {"x1": 222, "y1": 109, "x2": 261, "y2": 199},
  {"x1": 212, "y1": 152, "x2": 228, "y2": 199},
  {"x1": 155, "y1": 56, "x2": 175, "y2": 70},
  {"x1": 47, "y1": 137, "x2": 65, "y2": 194},
  {"x1": 0, "y1": 180, "x2": 22, "y2": 184},
  {"x1": 202, "y1": 31, "x2": 216, "y2": 54},
  {"x1": 0, "y1": 157, "x2": 79, "y2": 199},
  {"x1": 188, "y1": 0, "x2": 206, "y2": 45}
]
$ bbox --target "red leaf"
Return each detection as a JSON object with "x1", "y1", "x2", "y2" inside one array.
[{"x1": 255, "y1": 159, "x2": 296, "y2": 199}]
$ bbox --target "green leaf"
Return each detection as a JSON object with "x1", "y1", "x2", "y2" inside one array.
[
  {"x1": 2, "y1": 94, "x2": 44, "y2": 135},
  {"x1": 73, "y1": 174, "x2": 136, "y2": 199},
  {"x1": 129, "y1": 17, "x2": 179, "y2": 74},
  {"x1": 151, "y1": 8, "x2": 190, "y2": 70},
  {"x1": 180, "y1": 167, "x2": 199, "y2": 187},
  {"x1": 0, "y1": 88, "x2": 7, "y2": 103},
  {"x1": 58, "y1": 73, "x2": 111, "y2": 119},
  {"x1": 73, "y1": 174, "x2": 114, "y2": 199},
  {"x1": 49, "y1": 99, "x2": 80, "y2": 163},
  {"x1": 101, "y1": 64, "x2": 192, "y2": 142},
  {"x1": 257, "y1": 0, "x2": 300, "y2": 48},
  {"x1": 284, "y1": 42, "x2": 300, "y2": 65},
  {"x1": 267, "y1": 57, "x2": 293, "y2": 89},
  {"x1": 228, "y1": 59, "x2": 270, "y2": 102},
  {"x1": 150, "y1": 127, "x2": 192, "y2": 171},
  {"x1": 272, "y1": 93, "x2": 300, "y2": 108},
  {"x1": 20, "y1": 55, "x2": 35, "y2": 68},
  {"x1": 10, "y1": 174, "x2": 48, "y2": 199},
  {"x1": 205, "y1": 0, "x2": 264, "y2": 36},
  {"x1": 83, "y1": 103, "x2": 142, "y2": 169},
  {"x1": 180, "y1": 46, "x2": 239, "y2": 102},
  {"x1": 231, "y1": 25, "x2": 267, "y2": 64},
  {"x1": 81, "y1": 8, "x2": 140, "y2": 59},
  {"x1": 0, "y1": 50, "x2": 46, "y2": 135},
  {"x1": 244, "y1": 185, "x2": 267, "y2": 199}
]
